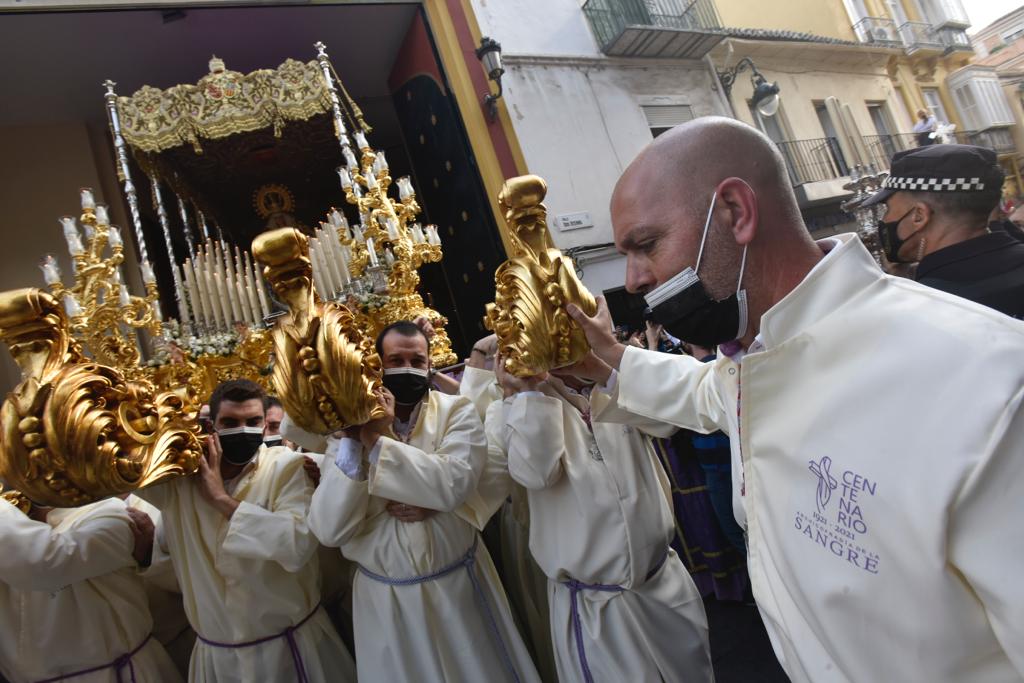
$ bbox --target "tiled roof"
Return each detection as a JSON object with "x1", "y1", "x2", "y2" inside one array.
[{"x1": 721, "y1": 27, "x2": 868, "y2": 48}]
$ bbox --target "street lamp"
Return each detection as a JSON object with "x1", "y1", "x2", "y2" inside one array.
[
  {"x1": 718, "y1": 57, "x2": 781, "y2": 118},
  {"x1": 475, "y1": 36, "x2": 504, "y2": 121}
]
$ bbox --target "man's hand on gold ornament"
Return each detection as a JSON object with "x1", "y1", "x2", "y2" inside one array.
[
  {"x1": 126, "y1": 507, "x2": 155, "y2": 567},
  {"x1": 566, "y1": 296, "x2": 625, "y2": 371},
  {"x1": 413, "y1": 315, "x2": 436, "y2": 340},
  {"x1": 360, "y1": 388, "x2": 396, "y2": 450},
  {"x1": 494, "y1": 352, "x2": 547, "y2": 397},
  {"x1": 467, "y1": 333, "x2": 498, "y2": 369},
  {"x1": 385, "y1": 500, "x2": 437, "y2": 523}
]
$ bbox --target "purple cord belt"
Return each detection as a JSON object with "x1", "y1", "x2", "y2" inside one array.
[
  {"x1": 35, "y1": 634, "x2": 152, "y2": 683},
  {"x1": 196, "y1": 603, "x2": 320, "y2": 683},
  {"x1": 357, "y1": 535, "x2": 521, "y2": 683},
  {"x1": 561, "y1": 551, "x2": 669, "y2": 683}
]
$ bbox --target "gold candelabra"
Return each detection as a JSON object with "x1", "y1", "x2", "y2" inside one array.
[{"x1": 42, "y1": 188, "x2": 162, "y2": 382}]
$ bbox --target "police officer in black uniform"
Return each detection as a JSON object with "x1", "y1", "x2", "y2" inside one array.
[{"x1": 862, "y1": 144, "x2": 1024, "y2": 319}]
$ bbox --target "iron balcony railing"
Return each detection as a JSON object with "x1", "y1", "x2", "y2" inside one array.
[
  {"x1": 897, "y1": 21, "x2": 944, "y2": 52},
  {"x1": 935, "y1": 26, "x2": 972, "y2": 52},
  {"x1": 852, "y1": 17, "x2": 901, "y2": 47},
  {"x1": 775, "y1": 137, "x2": 850, "y2": 185},
  {"x1": 582, "y1": 0, "x2": 723, "y2": 56}
]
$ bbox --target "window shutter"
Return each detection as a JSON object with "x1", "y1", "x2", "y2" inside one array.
[{"x1": 642, "y1": 104, "x2": 695, "y2": 129}]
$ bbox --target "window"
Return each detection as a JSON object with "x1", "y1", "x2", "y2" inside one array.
[
  {"x1": 948, "y1": 68, "x2": 1015, "y2": 131},
  {"x1": 813, "y1": 102, "x2": 850, "y2": 177},
  {"x1": 921, "y1": 88, "x2": 949, "y2": 124},
  {"x1": 867, "y1": 102, "x2": 901, "y2": 167},
  {"x1": 749, "y1": 102, "x2": 797, "y2": 184},
  {"x1": 1001, "y1": 25, "x2": 1024, "y2": 43},
  {"x1": 642, "y1": 104, "x2": 694, "y2": 138}
]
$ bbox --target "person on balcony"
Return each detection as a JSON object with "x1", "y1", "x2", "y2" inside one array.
[
  {"x1": 912, "y1": 108, "x2": 938, "y2": 146},
  {"x1": 863, "y1": 143, "x2": 1024, "y2": 319}
]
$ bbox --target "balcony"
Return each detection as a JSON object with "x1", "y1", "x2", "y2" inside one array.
[
  {"x1": 959, "y1": 128, "x2": 1016, "y2": 154},
  {"x1": 920, "y1": 0, "x2": 970, "y2": 30},
  {"x1": 582, "y1": 0, "x2": 724, "y2": 59},
  {"x1": 897, "y1": 21, "x2": 944, "y2": 54},
  {"x1": 852, "y1": 17, "x2": 901, "y2": 48},
  {"x1": 935, "y1": 27, "x2": 973, "y2": 54}
]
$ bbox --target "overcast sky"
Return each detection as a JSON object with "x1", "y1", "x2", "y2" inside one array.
[{"x1": 965, "y1": 0, "x2": 1022, "y2": 33}]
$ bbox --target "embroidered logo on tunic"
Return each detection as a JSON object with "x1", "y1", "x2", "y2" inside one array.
[
  {"x1": 808, "y1": 456, "x2": 838, "y2": 513},
  {"x1": 794, "y1": 459, "x2": 880, "y2": 575}
]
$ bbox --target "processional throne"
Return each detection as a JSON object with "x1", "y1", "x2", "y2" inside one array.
[{"x1": 1, "y1": 42, "x2": 462, "y2": 510}]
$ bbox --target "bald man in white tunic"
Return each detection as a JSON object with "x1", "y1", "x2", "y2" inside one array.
[
  {"x1": 0, "y1": 497, "x2": 180, "y2": 683},
  {"x1": 308, "y1": 321, "x2": 539, "y2": 683},
  {"x1": 490, "y1": 358, "x2": 712, "y2": 683}
]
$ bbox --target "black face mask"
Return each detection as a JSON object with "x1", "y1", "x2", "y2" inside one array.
[
  {"x1": 383, "y1": 367, "x2": 431, "y2": 406},
  {"x1": 263, "y1": 435, "x2": 283, "y2": 448},
  {"x1": 217, "y1": 426, "x2": 265, "y2": 466},
  {"x1": 876, "y1": 208, "x2": 916, "y2": 264},
  {"x1": 643, "y1": 191, "x2": 749, "y2": 349}
]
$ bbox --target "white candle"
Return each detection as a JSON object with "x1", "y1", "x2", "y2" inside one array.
[
  {"x1": 327, "y1": 225, "x2": 351, "y2": 286},
  {"x1": 107, "y1": 226, "x2": 122, "y2": 249},
  {"x1": 365, "y1": 171, "x2": 378, "y2": 191},
  {"x1": 176, "y1": 264, "x2": 191, "y2": 326},
  {"x1": 343, "y1": 147, "x2": 358, "y2": 169},
  {"x1": 95, "y1": 204, "x2": 109, "y2": 225},
  {"x1": 331, "y1": 209, "x2": 346, "y2": 229},
  {"x1": 40, "y1": 255, "x2": 61, "y2": 285},
  {"x1": 354, "y1": 131, "x2": 368, "y2": 150},
  {"x1": 310, "y1": 251, "x2": 327, "y2": 299},
  {"x1": 385, "y1": 217, "x2": 400, "y2": 241},
  {"x1": 223, "y1": 246, "x2": 243, "y2": 322},
  {"x1": 119, "y1": 284, "x2": 131, "y2": 307},
  {"x1": 63, "y1": 293, "x2": 82, "y2": 318},
  {"x1": 351, "y1": 184, "x2": 363, "y2": 199},
  {"x1": 213, "y1": 245, "x2": 234, "y2": 326},
  {"x1": 79, "y1": 188, "x2": 95, "y2": 210},
  {"x1": 189, "y1": 259, "x2": 211, "y2": 327},
  {"x1": 384, "y1": 248, "x2": 395, "y2": 266},
  {"x1": 352, "y1": 224, "x2": 364, "y2": 242},
  {"x1": 337, "y1": 167, "x2": 352, "y2": 189},
  {"x1": 244, "y1": 283, "x2": 260, "y2": 324},
  {"x1": 252, "y1": 261, "x2": 271, "y2": 319},
  {"x1": 397, "y1": 177, "x2": 414, "y2": 200},
  {"x1": 411, "y1": 223, "x2": 425, "y2": 244},
  {"x1": 60, "y1": 217, "x2": 84, "y2": 256},
  {"x1": 184, "y1": 260, "x2": 203, "y2": 327},
  {"x1": 376, "y1": 151, "x2": 388, "y2": 172},
  {"x1": 140, "y1": 260, "x2": 156, "y2": 284},
  {"x1": 366, "y1": 238, "x2": 379, "y2": 267}
]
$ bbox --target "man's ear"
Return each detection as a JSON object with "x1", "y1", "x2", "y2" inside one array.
[
  {"x1": 717, "y1": 177, "x2": 758, "y2": 247},
  {"x1": 911, "y1": 200, "x2": 933, "y2": 228}
]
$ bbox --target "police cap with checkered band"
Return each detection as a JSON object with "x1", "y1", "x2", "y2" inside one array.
[{"x1": 860, "y1": 143, "x2": 1004, "y2": 208}]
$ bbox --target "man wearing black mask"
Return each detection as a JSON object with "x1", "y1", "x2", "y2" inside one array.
[
  {"x1": 864, "y1": 144, "x2": 1024, "y2": 318},
  {"x1": 308, "y1": 321, "x2": 540, "y2": 683},
  {"x1": 134, "y1": 379, "x2": 355, "y2": 682}
]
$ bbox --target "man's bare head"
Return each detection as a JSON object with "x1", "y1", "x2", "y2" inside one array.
[{"x1": 610, "y1": 116, "x2": 819, "y2": 345}]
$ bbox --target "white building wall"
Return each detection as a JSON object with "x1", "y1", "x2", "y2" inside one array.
[{"x1": 470, "y1": 0, "x2": 729, "y2": 294}]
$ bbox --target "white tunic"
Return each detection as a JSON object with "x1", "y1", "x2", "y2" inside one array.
[
  {"x1": 493, "y1": 385, "x2": 713, "y2": 682},
  {"x1": 604, "y1": 233, "x2": 1024, "y2": 682},
  {"x1": 307, "y1": 390, "x2": 540, "y2": 683},
  {"x1": 0, "y1": 498, "x2": 180, "y2": 683},
  {"x1": 136, "y1": 446, "x2": 354, "y2": 683}
]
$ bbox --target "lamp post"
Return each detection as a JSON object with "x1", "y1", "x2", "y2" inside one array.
[
  {"x1": 718, "y1": 57, "x2": 781, "y2": 118},
  {"x1": 475, "y1": 36, "x2": 504, "y2": 121}
]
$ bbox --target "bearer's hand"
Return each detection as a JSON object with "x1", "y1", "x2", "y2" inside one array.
[
  {"x1": 494, "y1": 352, "x2": 547, "y2": 397},
  {"x1": 302, "y1": 456, "x2": 322, "y2": 488},
  {"x1": 360, "y1": 388, "x2": 396, "y2": 450},
  {"x1": 467, "y1": 333, "x2": 498, "y2": 369},
  {"x1": 197, "y1": 434, "x2": 240, "y2": 519},
  {"x1": 566, "y1": 296, "x2": 625, "y2": 370},
  {"x1": 126, "y1": 507, "x2": 155, "y2": 567},
  {"x1": 413, "y1": 315, "x2": 436, "y2": 340},
  {"x1": 385, "y1": 500, "x2": 438, "y2": 523},
  {"x1": 555, "y1": 351, "x2": 613, "y2": 387}
]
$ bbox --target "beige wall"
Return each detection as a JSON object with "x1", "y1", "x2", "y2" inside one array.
[
  {"x1": 715, "y1": 0, "x2": 859, "y2": 42},
  {"x1": 0, "y1": 122, "x2": 142, "y2": 394}
]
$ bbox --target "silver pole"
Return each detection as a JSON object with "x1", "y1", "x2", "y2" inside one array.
[
  {"x1": 103, "y1": 79, "x2": 149, "y2": 266},
  {"x1": 197, "y1": 208, "x2": 211, "y2": 241},
  {"x1": 175, "y1": 192, "x2": 197, "y2": 255},
  {"x1": 314, "y1": 41, "x2": 353, "y2": 153},
  {"x1": 150, "y1": 175, "x2": 188, "y2": 323}
]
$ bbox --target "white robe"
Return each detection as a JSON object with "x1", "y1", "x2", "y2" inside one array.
[
  {"x1": 307, "y1": 389, "x2": 540, "y2": 683},
  {"x1": 136, "y1": 446, "x2": 354, "y2": 683},
  {"x1": 126, "y1": 495, "x2": 196, "y2": 679},
  {"x1": 493, "y1": 385, "x2": 713, "y2": 682},
  {"x1": 603, "y1": 233, "x2": 1024, "y2": 682},
  {"x1": 0, "y1": 498, "x2": 180, "y2": 683}
]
